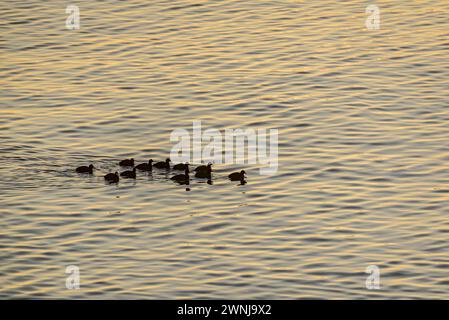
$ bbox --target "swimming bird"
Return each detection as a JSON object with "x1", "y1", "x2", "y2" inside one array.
[
  {"x1": 154, "y1": 158, "x2": 171, "y2": 169},
  {"x1": 120, "y1": 167, "x2": 137, "y2": 178},
  {"x1": 228, "y1": 170, "x2": 246, "y2": 181},
  {"x1": 173, "y1": 162, "x2": 188, "y2": 171},
  {"x1": 76, "y1": 164, "x2": 95, "y2": 174},
  {"x1": 119, "y1": 158, "x2": 134, "y2": 166},
  {"x1": 195, "y1": 165, "x2": 211, "y2": 179},
  {"x1": 136, "y1": 159, "x2": 153, "y2": 171},
  {"x1": 104, "y1": 172, "x2": 119, "y2": 183},
  {"x1": 194, "y1": 163, "x2": 212, "y2": 173},
  {"x1": 171, "y1": 167, "x2": 189, "y2": 183}
]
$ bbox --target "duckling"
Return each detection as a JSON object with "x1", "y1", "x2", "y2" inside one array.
[
  {"x1": 120, "y1": 167, "x2": 137, "y2": 178},
  {"x1": 173, "y1": 162, "x2": 188, "y2": 171},
  {"x1": 228, "y1": 170, "x2": 246, "y2": 181},
  {"x1": 76, "y1": 164, "x2": 95, "y2": 174},
  {"x1": 195, "y1": 165, "x2": 211, "y2": 179},
  {"x1": 154, "y1": 158, "x2": 171, "y2": 169},
  {"x1": 119, "y1": 158, "x2": 134, "y2": 166},
  {"x1": 104, "y1": 172, "x2": 119, "y2": 183},
  {"x1": 171, "y1": 167, "x2": 189, "y2": 182},
  {"x1": 194, "y1": 163, "x2": 212, "y2": 173},
  {"x1": 136, "y1": 159, "x2": 153, "y2": 171}
]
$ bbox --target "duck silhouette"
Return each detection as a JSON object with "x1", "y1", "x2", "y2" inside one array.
[
  {"x1": 173, "y1": 162, "x2": 188, "y2": 171},
  {"x1": 195, "y1": 165, "x2": 211, "y2": 179},
  {"x1": 104, "y1": 172, "x2": 119, "y2": 183},
  {"x1": 194, "y1": 163, "x2": 212, "y2": 174},
  {"x1": 154, "y1": 158, "x2": 171, "y2": 169},
  {"x1": 119, "y1": 158, "x2": 134, "y2": 166},
  {"x1": 136, "y1": 159, "x2": 153, "y2": 171},
  {"x1": 76, "y1": 164, "x2": 95, "y2": 174},
  {"x1": 171, "y1": 167, "x2": 189, "y2": 183},
  {"x1": 228, "y1": 170, "x2": 246, "y2": 182},
  {"x1": 120, "y1": 167, "x2": 137, "y2": 178}
]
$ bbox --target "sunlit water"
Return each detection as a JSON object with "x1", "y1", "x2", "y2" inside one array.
[{"x1": 1, "y1": 0, "x2": 449, "y2": 299}]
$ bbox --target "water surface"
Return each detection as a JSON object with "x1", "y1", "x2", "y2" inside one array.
[{"x1": 1, "y1": 0, "x2": 449, "y2": 299}]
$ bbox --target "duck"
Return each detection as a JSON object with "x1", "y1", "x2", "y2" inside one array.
[
  {"x1": 154, "y1": 158, "x2": 171, "y2": 169},
  {"x1": 136, "y1": 159, "x2": 153, "y2": 171},
  {"x1": 76, "y1": 164, "x2": 95, "y2": 174},
  {"x1": 195, "y1": 165, "x2": 211, "y2": 179},
  {"x1": 228, "y1": 170, "x2": 246, "y2": 181},
  {"x1": 104, "y1": 172, "x2": 119, "y2": 183},
  {"x1": 173, "y1": 162, "x2": 188, "y2": 171},
  {"x1": 194, "y1": 163, "x2": 212, "y2": 173},
  {"x1": 120, "y1": 167, "x2": 137, "y2": 178},
  {"x1": 119, "y1": 158, "x2": 134, "y2": 166},
  {"x1": 171, "y1": 167, "x2": 189, "y2": 183}
]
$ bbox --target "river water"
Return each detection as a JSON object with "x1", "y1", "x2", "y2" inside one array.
[{"x1": 1, "y1": 0, "x2": 449, "y2": 299}]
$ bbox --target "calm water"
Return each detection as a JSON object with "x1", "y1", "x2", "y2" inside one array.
[{"x1": 1, "y1": 0, "x2": 449, "y2": 299}]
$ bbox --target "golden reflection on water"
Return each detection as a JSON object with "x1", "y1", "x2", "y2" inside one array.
[{"x1": 1, "y1": 0, "x2": 449, "y2": 299}]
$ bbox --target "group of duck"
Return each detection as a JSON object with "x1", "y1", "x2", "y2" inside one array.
[{"x1": 75, "y1": 158, "x2": 247, "y2": 185}]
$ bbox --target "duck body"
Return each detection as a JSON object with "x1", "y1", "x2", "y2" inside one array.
[
  {"x1": 104, "y1": 172, "x2": 119, "y2": 183},
  {"x1": 173, "y1": 162, "x2": 188, "y2": 171},
  {"x1": 154, "y1": 158, "x2": 171, "y2": 169},
  {"x1": 120, "y1": 167, "x2": 137, "y2": 178},
  {"x1": 195, "y1": 166, "x2": 211, "y2": 179},
  {"x1": 194, "y1": 163, "x2": 212, "y2": 173},
  {"x1": 136, "y1": 159, "x2": 153, "y2": 171},
  {"x1": 76, "y1": 164, "x2": 94, "y2": 174},
  {"x1": 119, "y1": 158, "x2": 134, "y2": 166},
  {"x1": 229, "y1": 170, "x2": 246, "y2": 181},
  {"x1": 171, "y1": 168, "x2": 189, "y2": 182}
]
